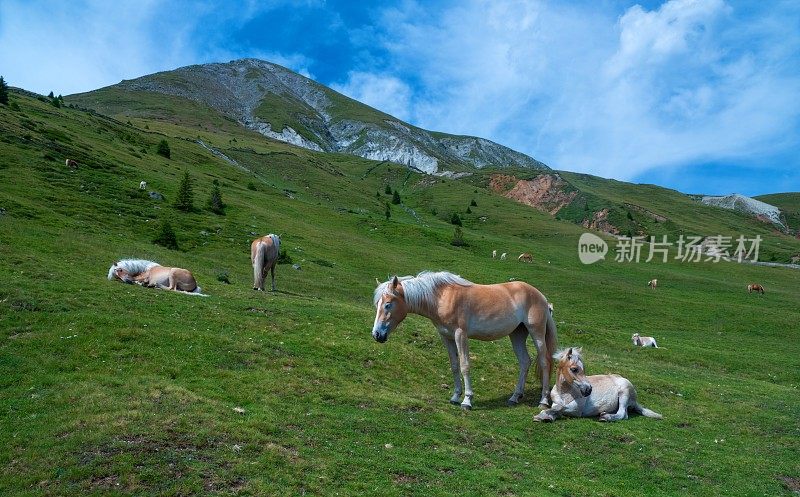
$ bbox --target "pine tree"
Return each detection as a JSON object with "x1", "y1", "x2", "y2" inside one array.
[
  {"x1": 450, "y1": 212, "x2": 462, "y2": 226},
  {"x1": 207, "y1": 179, "x2": 225, "y2": 215},
  {"x1": 385, "y1": 203, "x2": 391, "y2": 220},
  {"x1": 470, "y1": 199, "x2": 477, "y2": 207},
  {"x1": 153, "y1": 220, "x2": 179, "y2": 250},
  {"x1": 174, "y1": 171, "x2": 194, "y2": 212},
  {"x1": 391, "y1": 190, "x2": 401, "y2": 205},
  {"x1": 0, "y1": 76, "x2": 8, "y2": 105},
  {"x1": 384, "y1": 184, "x2": 392, "y2": 195},
  {"x1": 451, "y1": 226, "x2": 467, "y2": 247},
  {"x1": 466, "y1": 206, "x2": 472, "y2": 214},
  {"x1": 157, "y1": 139, "x2": 171, "y2": 159}
]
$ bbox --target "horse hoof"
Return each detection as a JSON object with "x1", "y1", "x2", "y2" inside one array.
[
  {"x1": 507, "y1": 399, "x2": 519, "y2": 407},
  {"x1": 461, "y1": 404, "x2": 472, "y2": 411},
  {"x1": 450, "y1": 400, "x2": 460, "y2": 406}
]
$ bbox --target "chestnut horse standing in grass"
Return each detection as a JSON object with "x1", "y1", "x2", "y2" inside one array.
[
  {"x1": 251, "y1": 234, "x2": 280, "y2": 291},
  {"x1": 747, "y1": 283, "x2": 765, "y2": 294},
  {"x1": 108, "y1": 259, "x2": 203, "y2": 294},
  {"x1": 372, "y1": 271, "x2": 557, "y2": 409}
]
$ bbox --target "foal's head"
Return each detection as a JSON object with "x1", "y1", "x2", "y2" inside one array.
[
  {"x1": 372, "y1": 276, "x2": 409, "y2": 343},
  {"x1": 556, "y1": 347, "x2": 592, "y2": 397}
]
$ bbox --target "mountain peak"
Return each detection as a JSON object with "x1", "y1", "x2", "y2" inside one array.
[{"x1": 81, "y1": 59, "x2": 548, "y2": 175}]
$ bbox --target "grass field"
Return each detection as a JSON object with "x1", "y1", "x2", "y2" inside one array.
[{"x1": 1, "y1": 89, "x2": 799, "y2": 496}]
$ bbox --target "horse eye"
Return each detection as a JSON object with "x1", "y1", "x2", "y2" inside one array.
[
  {"x1": 384, "y1": 302, "x2": 392, "y2": 310},
  {"x1": 570, "y1": 367, "x2": 579, "y2": 373}
]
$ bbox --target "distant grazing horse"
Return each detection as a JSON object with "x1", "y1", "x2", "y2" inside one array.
[
  {"x1": 647, "y1": 279, "x2": 658, "y2": 289},
  {"x1": 108, "y1": 259, "x2": 203, "y2": 294},
  {"x1": 747, "y1": 283, "x2": 765, "y2": 294},
  {"x1": 372, "y1": 271, "x2": 557, "y2": 409},
  {"x1": 518, "y1": 253, "x2": 533, "y2": 263},
  {"x1": 65, "y1": 159, "x2": 78, "y2": 170},
  {"x1": 632, "y1": 333, "x2": 658, "y2": 348},
  {"x1": 500, "y1": 252, "x2": 507, "y2": 261},
  {"x1": 251, "y1": 234, "x2": 280, "y2": 291},
  {"x1": 534, "y1": 347, "x2": 662, "y2": 422},
  {"x1": 492, "y1": 250, "x2": 497, "y2": 259},
  {"x1": 139, "y1": 180, "x2": 147, "y2": 190}
]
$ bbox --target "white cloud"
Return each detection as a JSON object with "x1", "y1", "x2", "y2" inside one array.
[
  {"x1": 359, "y1": 0, "x2": 800, "y2": 182},
  {"x1": 331, "y1": 72, "x2": 413, "y2": 121}
]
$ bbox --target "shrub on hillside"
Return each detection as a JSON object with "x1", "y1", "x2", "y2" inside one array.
[
  {"x1": 153, "y1": 220, "x2": 179, "y2": 250},
  {"x1": 157, "y1": 139, "x2": 171, "y2": 159},
  {"x1": 0, "y1": 76, "x2": 8, "y2": 106},
  {"x1": 450, "y1": 212, "x2": 462, "y2": 226},
  {"x1": 451, "y1": 226, "x2": 468, "y2": 247},
  {"x1": 207, "y1": 179, "x2": 225, "y2": 215}
]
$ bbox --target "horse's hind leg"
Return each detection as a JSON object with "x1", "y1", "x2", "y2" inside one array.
[
  {"x1": 270, "y1": 263, "x2": 277, "y2": 291},
  {"x1": 440, "y1": 334, "x2": 463, "y2": 405},
  {"x1": 599, "y1": 390, "x2": 631, "y2": 422},
  {"x1": 525, "y1": 319, "x2": 552, "y2": 408},
  {"x1": 508, "y1": 325, "x2": 531, "y2": 405}
]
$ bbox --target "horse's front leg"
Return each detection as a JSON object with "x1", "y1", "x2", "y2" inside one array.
[
  {"x1": 454, "y1": 328, "x2": 473, "y2": 410},
  {"x1": 534, "y1": 402, "x2": 566, "y2": 422},
  {"x1": 440, "y1": 334, "x2": 462, "y2": 405}
]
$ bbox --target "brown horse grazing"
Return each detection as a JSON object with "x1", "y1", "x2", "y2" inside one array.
[
  {"x1": 647, "y1": 279, "x2": 658, "y2": 289},
  {"x1": 251, "y1": 234, "x2": 280, "y2": 291},
  {"x1": 518, "y1": 253, "x2": 533, "y2": 263},
  {"x1": 108, "y1": 259, "x2": 203, "y2": 294},
  {"x1": 534, "y1": 347, "x2": 662, "y2": 422},
  {"x1": 747, "y1": 283, "x2": 765, "y2": 294},
  {"x1": 372, "y1": 271, "x2": 557, "y2": 409},
  {"x1": 65, "y1": 159, "x2": 78, "y2": 170}
]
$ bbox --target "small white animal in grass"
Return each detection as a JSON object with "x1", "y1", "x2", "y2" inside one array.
[
  {"x1": 139, "y1": 180, "x2": 147, "y2": 190},
  {"x1": 632, "y1": 333, "x2": 658, "y2": 348},
  {"x1": 492, "y1": 249, "x2": 497, "y2": 259},
  {"x1": 500, "y1": 252, "x2": 507, "y2": 260}
]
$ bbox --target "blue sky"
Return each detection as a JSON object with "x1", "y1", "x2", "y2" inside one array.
[{"x1": 1, "y1": 0, "x2": 798, "y2": 196}]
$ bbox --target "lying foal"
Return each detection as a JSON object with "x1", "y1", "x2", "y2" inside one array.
[
  {"x1": 632, "y1": 333, "x2": 658, "y2": 348},
  {"x1": 534, "y1": 347, "x2": 662, "y2": 422}
]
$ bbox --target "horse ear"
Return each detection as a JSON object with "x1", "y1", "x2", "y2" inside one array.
[
  {"x1": 375, "y1": 277, "x2": 381, "y2": 285},
  {"x1": 391, "y1": 276, "x2": 400, "y2": 290},
  {"x1": 566, "y1": 347, "x2": 573, "y2": 359}
]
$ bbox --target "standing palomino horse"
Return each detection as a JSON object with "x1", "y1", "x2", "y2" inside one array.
[
  {"x1": 534, "y1": 347, "x2": 662, "y2": 422},
  {"x1": 251, "y1": 234, "x2": 280, "y2": 291},
  {"x1": 108, "y1": 259, "x2": 203, "y2": 294},
  {"x1": 372, "y1": 271, "x2": 557, "y2": 409}
]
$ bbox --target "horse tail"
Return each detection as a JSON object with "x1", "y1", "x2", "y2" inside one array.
[
  {"x1": 253, "y1": 241, "x2": 266, "y2": 290},
  {"x1": 633, "y1": 403, "x2": 663, "y2": 419},
  {"x1": 536, "y1": 309, "x2": 559, "y2": 381}
]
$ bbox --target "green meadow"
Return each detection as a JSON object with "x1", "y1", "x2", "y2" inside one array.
[{"x1": 1, "y1": 90, "x2": 798, "y2": 496}]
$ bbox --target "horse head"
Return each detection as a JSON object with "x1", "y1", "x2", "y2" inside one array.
[
  {"x1": 632, "y1": 333, "x2": 641, "y2": 346},
  {"x1": 372, "y1": 276, "x2": 410, "y2": 343},
  {"x1": 555, "y1": 347, "x2": 592, "y2": 397}
]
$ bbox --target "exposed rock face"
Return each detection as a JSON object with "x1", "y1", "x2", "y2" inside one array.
[
  {"x1": 582, "y1": 208, "x2": 620, "y2": 235},
  {"x1": 700, "y1": 193, "x2": 784, "y2": 229},
  {"x1": 490, "y1": 173, "x2": 577, "y2": 215},
  {"x1": 111, "y1": 59, "x2": 549, "y2": 175}
]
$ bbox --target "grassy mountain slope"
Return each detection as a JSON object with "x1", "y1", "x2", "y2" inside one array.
[
  {"x1": 755, "y1": 192, "x2": 800, "y2": 232},
  {"x1": 1, "y1": 89, "x2": 799, "y2": 496}
]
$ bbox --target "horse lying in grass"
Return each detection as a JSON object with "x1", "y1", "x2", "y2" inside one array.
[
  {"x1": 108, "y1": 259, "x2": 204, "y2": 295},
  {"x1": 518, "y1": 253, "x2": 533, "y2": 263},
  {"x1": 747, "y1": 283, "x2": 765, "y2": 294},
  {"x1": 372, "y1": 271, "x2": 557, "y2": 409},
  {"x1": 251, "y1": 234, "x2": 280, "y2": 291},
  {"x1": 534, "y1": 347, "x2": 662, "y2": 422},
  {"x1": 632, "y1": 333, "x2": 658, "y2": 348}
]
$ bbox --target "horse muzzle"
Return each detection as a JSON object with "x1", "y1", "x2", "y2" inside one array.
[
  {"x1": 579, "y1": 384, "x2": 593, "y2": 397},
  {"x1": 372, "y1": 331, "x2": 388, "y2": 343}
]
